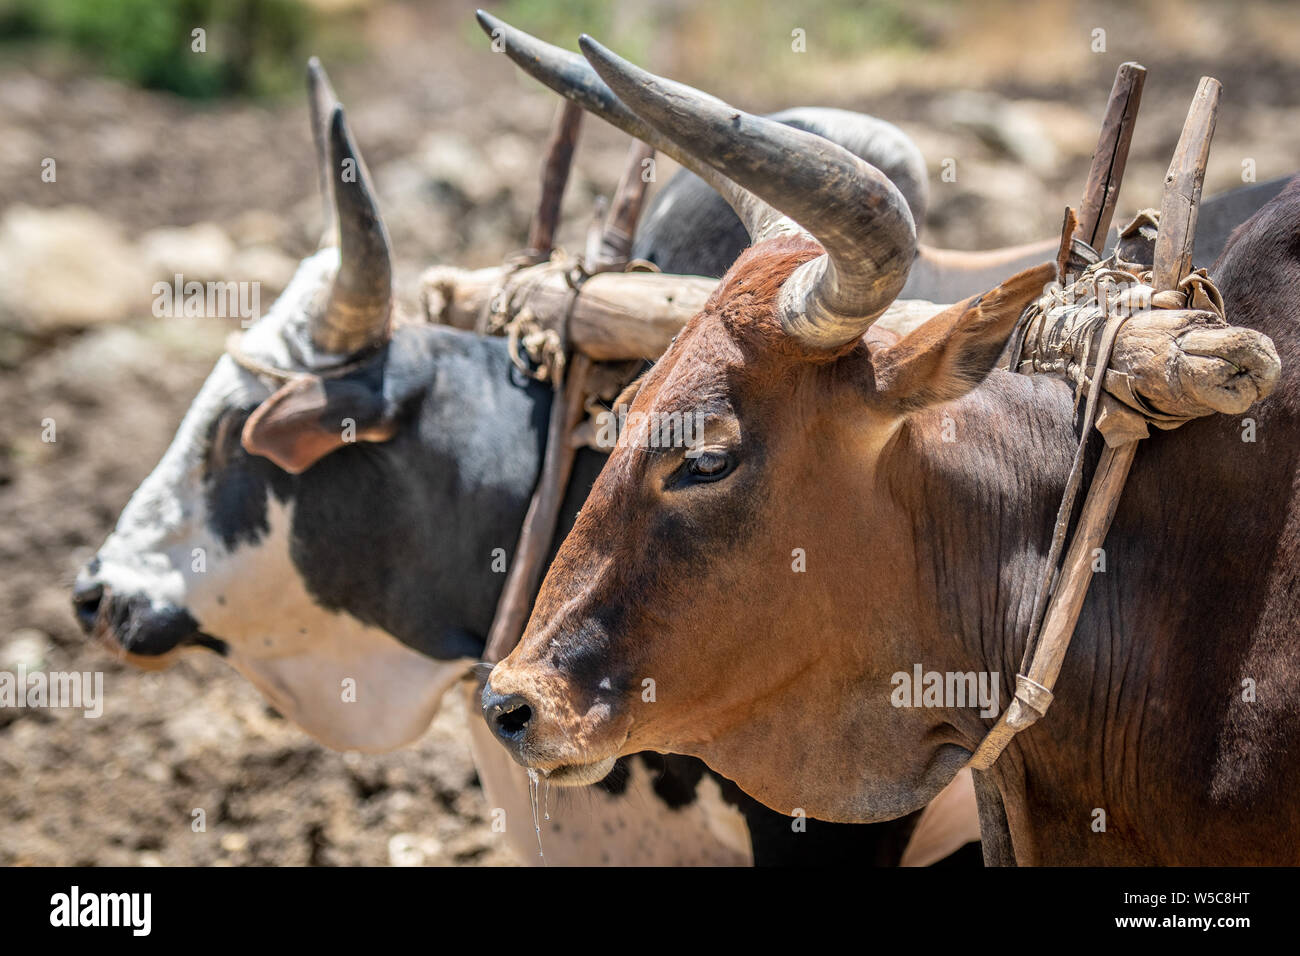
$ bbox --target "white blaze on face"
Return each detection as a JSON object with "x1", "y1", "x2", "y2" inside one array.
[{"x1": 90, "y1": 249, "x2": 470, "y2": 751}]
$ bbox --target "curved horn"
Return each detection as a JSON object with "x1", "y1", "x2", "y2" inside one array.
[
  {"x1": 307, "y1": 57, "x2": 339, "y2": 245},
  {"x1": 580, "y1": 36, "x2": 917, "y2": 350},
  {"x1": 474, "y1": 10, "x2": 781, "y2": 241},
  {"x1": 315, "y1": 105, "x2": 393, "y2": 356}
]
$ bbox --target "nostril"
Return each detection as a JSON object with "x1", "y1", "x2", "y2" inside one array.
[
  {"x1": 483, "y1": 687, "x2": 534, "y2": 743},
  {"x1": 71, "y1": 580, "x2": 104, "y2": 633},
  {"x1": 498, "y1": 701, "x2": 532, "y2": 736}
]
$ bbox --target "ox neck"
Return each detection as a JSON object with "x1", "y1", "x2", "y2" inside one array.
[
  {"x1": 897, "y1": 370, "x2": 1081, "y2": 687},
  {"x1": 890, "y1": 371, "x2": 1100, "y2": 861},
  {"x1": 294, "y1": 327, "x2": 556, "y2": 661},
  {"x1": 902, "y1": 352, "x2": 1300, "y2": 862}
]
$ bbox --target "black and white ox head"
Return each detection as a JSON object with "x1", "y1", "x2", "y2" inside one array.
[{"x1": 72, "y1": 62, "x2": 543, "y2": 750}]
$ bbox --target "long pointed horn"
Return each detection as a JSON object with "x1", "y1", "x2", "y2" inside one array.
[
  {"x1": 579, "y1": 36, "x2": 916, "y2": 351},
  {"x1": 474, "y1": 10, "x2": 781, "y2": 241},
  {"x1": 307, "y1": 57, "x2": 339, "y2": 245},
  {"x1": 315, "y1": 105, "x2": 393, "y2": 356}
]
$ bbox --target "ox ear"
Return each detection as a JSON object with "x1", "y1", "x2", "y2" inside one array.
[
  {"x1": 241, "y1": 375, "x2": 398, "y2": 475},
  {"x1": 870, "y1": 262, "x2": 1055, "y2": 412}
]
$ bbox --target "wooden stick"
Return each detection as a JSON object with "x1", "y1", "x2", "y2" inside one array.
[
  {"x1": 484, "y1": 352, "x2": 593, "y2": 663},
  {"x1": 593, "y1": 140, "x2": 656, "y2": 269},
  {"x1": 1027, "y1": 77, "x2": 1221, "y2": 698},
  {"x1": 1025, "y1": 439, "x2": 1137, "y2": 690},
  {"x1": 1076, "y1": 62, "x2": 1146, "y2": 249},
  {"x1": 526, "y1": 100, "x2": 584, "y2": 258},
  {"x1": 1152, "y1": 77, "x2": 1221, "y2": 292},
  {"x1": 423, "y1": 263, "x2": 716, "y2": 360},
  {"x1": 423, "y1": 264, "x2": 946, "y2": 361}
]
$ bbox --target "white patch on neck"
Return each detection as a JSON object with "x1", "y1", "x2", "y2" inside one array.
[{"x1": 200, "y1": 498, "x2": 470, "y2": 751}]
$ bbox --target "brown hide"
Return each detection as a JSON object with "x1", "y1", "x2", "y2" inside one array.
[
  {"x1": 488, "y1": 238, "x2": 1055, "y2": 820},
  {"x1": 488, "y1": 180, "x2": 1300, "y2": 863},
  {"x1": 981, "y1": 180, "x2": 1300, "y2": 864}
]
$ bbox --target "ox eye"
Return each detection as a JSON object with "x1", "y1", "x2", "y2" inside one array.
[{"x1": 684, "y1": 450, "x2": 734, "y2": 483}]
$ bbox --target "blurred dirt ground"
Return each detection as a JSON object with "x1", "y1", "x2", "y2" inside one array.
[{"x1": 1, "y1": 0, "x2": 1298, "y2": 865}]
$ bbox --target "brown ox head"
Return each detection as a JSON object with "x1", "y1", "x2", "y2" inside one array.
[{"x1": 481, "y1": 38, "x2": 1057, "y2": 821}]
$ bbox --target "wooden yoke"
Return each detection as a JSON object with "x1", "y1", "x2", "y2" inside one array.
[
  {"x1": 1026, "y1": 77, "x2": 1222, "y2": 714},
  {"x1": 969, "y1": 77, "x2": 1226, "y2": 772},
  {"x1": 483, "y1": 136, "x2": 658, "y2": 665},
  {"x1": 1012, "y1": 61, "x2": 1149, "y2": 653}
]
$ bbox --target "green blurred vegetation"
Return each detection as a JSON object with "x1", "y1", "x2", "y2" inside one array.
[
  {"x1": 0, "y1": 0, "x2": 318, "y2": 97},
  {"x1": 488, "y1": 0, "x2": 940, "y2": 71}
]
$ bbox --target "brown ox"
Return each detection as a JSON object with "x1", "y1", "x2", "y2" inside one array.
[{"x1": 482, "y1": 38, "x2": 1300, "y2": 865}]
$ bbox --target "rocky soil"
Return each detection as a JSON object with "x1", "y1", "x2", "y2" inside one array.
[{"x1": 2, "y1": 0, "x2": 1298, "y2": 866}]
